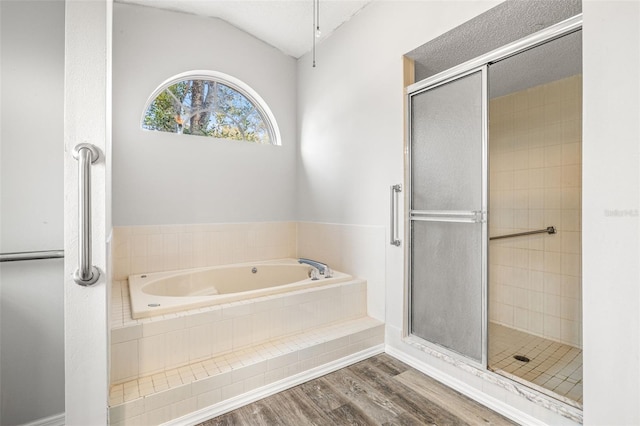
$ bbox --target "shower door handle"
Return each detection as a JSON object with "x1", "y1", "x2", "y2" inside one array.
[
  {"x1": 72, "y1": 143, "x2": 101, "y2": 286},
  {"x1": 390, "y1": 184, "x2": 402, "y2": 246}
]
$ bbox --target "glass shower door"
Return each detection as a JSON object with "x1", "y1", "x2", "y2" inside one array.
[{"x1": 408, "y1": 67, "x2": 487, "y2": 365}]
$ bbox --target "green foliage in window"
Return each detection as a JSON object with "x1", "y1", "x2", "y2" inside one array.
[{"x1": 143, "y1": 79, "x2": 272, "y2": 144}]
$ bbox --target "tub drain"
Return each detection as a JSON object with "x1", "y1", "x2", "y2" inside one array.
[
  {"x1": 148, "y1": 303, "x2": 161, "y2": 308},
  {"x1": 514, "y1": 355, "x2": 530, "y2": 362}
]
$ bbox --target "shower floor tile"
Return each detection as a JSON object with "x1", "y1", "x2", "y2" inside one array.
[{"x1": 489, "y1": 323, "x2": 583, "y2": 405}]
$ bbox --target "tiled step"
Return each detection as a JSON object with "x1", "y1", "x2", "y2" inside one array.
[
  {"x1": 110, "y1": 278, "x2": 368, "y2": 384},
  {"x1": 109, "y1": 316, "x2": 384, "y2": 426}
]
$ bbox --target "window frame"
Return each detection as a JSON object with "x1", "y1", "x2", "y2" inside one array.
[{"x1": 141, "y1": 70, "x2": 282, "y2": 146}]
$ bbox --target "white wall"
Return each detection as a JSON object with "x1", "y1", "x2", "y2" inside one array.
[
  {"x1": 582, "y1": 1, "x2": 640, "y2": 424},
  {"x1": 0, "y1": 1, "x2": 65, "y2": 424},
  {"x1": 298, "y1": 0, "x2": 639, "y2": 424},
  {"x1": 297, "y1": 1, "x2": 499, "y2": 225},
  {"x1": 113, "y1": 3, "x2": 298, "y2": 226},
  {"x1": 296, "y1": 0, "x2": 500, "y2": 350},
  {"x1": 296, "y1": 0, "x2": 500, "y2": 345}
]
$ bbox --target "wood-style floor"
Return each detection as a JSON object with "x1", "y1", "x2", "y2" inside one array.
[{"x1": 198, "y1": 354, "x2": 516, "y2": 425}]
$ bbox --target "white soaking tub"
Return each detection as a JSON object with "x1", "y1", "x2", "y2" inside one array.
[{"x1": 128, "y1": 259, "x2": 351, "y2": 319}]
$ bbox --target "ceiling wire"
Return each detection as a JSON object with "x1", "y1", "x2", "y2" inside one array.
[{"x1": 312, "y1": 0, "x2": 320, "y2": 67}]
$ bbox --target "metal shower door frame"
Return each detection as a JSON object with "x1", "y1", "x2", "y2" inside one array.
[{"x1": 405, "y1": 65, "x2": 489, "y2": 368}]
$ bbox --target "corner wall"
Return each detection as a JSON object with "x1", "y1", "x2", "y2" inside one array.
[
  {"x1": 582, "y1": 1, "x2": 640, "y2": 424},
  {"x1": 112, "y1": 3, "x2": 297, "y2": 226}
]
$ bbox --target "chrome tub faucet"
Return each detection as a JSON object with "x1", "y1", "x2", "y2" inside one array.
[{"x1": 298, "y1": 258, "x2": 333, "y2": 279}]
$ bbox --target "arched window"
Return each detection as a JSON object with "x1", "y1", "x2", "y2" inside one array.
[{"x1": 142, "y1": 71, "x2": 281, "y2": 145}]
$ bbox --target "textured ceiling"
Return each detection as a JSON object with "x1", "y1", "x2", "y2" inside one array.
[
  {"x1": 490, "y1": 30, "x2": 581, "y2": 98},
  {"x1": 407, "y1": 0, "x2": 582, "y2": 97},
  {"x1": 115, "y1": 0, "x2": 371, "y2": 58}
]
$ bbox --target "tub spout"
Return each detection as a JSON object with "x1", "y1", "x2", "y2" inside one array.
[{"x1": 298, "y1": 258, "x2": 333, "y2": 278}]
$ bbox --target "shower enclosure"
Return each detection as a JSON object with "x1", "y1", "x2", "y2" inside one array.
[{"x1": 405, "y1": 16, "x2": 582, "y2": 406}]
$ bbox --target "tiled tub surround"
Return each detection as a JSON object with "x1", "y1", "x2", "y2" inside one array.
[
  {"x1": 110, "y1": 277, "x2": 383, "y2": 425},
  {"x1": 112, "y1": 222, "x2": 297, "y2": 281},
  {"x1": 489, "y1": 75, "x2": 582, "y2": 347},
  {"x1": 111, "y1": 278, "x2": 368, "y2": 382}
]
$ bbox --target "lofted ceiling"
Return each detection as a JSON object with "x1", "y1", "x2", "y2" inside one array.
[{"x1": 115, "y1": 0, "x2": 371, "y2": 58}]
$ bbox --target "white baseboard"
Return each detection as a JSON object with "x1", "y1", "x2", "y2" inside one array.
[
  {"x1": 385, "y1": 345, "x2": 551, "y2": 426},
  {"x1": 164, "y1": 344, "x2": 385, "y2": 426},
  {"x1": 20, "y1": 413, "x2": 65, "y2": 426}
]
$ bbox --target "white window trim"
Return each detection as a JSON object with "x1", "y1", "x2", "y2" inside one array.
[{"x1": 141, "y1": 70, "x2": 282, "y2": 146}]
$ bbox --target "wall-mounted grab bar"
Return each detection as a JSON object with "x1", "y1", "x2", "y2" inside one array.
[
  {"x1": 72, "y1": 143, "x2": 100, "y2": 286},
  {"x1": 490, "y1": 226, "x2": 556, "y2": 241},
  {"x1": 0, "y1": 250, "x2": 64, "y2": 262},
  {"x1": 390, "y1": 184, "x2": 402, "y2": 246}
]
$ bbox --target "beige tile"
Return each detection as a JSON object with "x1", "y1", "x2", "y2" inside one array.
[
  {"x1": 543, "y1": 144, "x2": 563, "y2": 167},
  {"x1": 147, "y1": 234, "x2": 164, "y2": 256},
  {"x1": 528, "y1": 188, "x2": 544, "y2": 209},
  {"x1": 543, "y1": 315, "x2": 562, "y2": 341},
  {"x1": 189, "y1": 324, "x2": 213, "y2": 361},
  {"x1": 544, "y1": 294, "x2": 561, "y2": 317},
  {"x1": 562, "y1": 276, "x2": 582, "y2": 300},
  {"x1": 562, "y1": 119, "x2": 582, "y2": 142},
  {"x1": 165, "y1": 330, "x2": 189, "y2": 368},
  {"x1": 544, "y1": 188, "x2": 562, "y2": 209},
  {"x1": 543, "y1": 166, "x2": 562, "y2": 188},
  {"x1": 528, "y1": 209, "x2": 544, "y2": 229},
  {"x1": 529, "y1": 251, "x2": 544, "y2": 271},
  {"x1": 112, "y1": 340, "x2": 139, "y2": 383},
  {"x1": 562, "y1": 142, "x2": 581, "y2": 165},
  {"x1": 163, "y1": 233, "x2": 180, "y2": 255},
  {"x1": 561, "y1": 297, "x2": 580, "y2": 321},
  {"x1": 528, "y1": 291, "x2": 544, "y2": 313},
  {"x1": 139, "y1": 334, "x2": 166, "y2": 376},
  {"x1": 232, "y1": 315, "x2": 253, "y2": 349},
  {"x1": 562, "y1": 187, "x2": 581, "y2": 210},
  {"x1": 529, "y1": 147, "x2": 545, "y2": 168},
  {"x1": 112, "y1": 324, "x2": 142, "y2": 344},
  {"x1": 143, "y1": 316, "x2": 185, "y2": 337},
  {"x1": 130, "y1": 234, "x2": 148, "y2": 257},
  {"x1": 562, "y1": 210, "x2": 581, "y2": 231},
  {"x1": 543, "y1": 251, "x2": 562, "y2": 273},
  {"x1": 543, "y1": 273, "x2": 562, "y2": 296},
  {"x1": 130, "y1": 256, "x2": 148, "y2": 275},
  {"x1": 562, "y1": 253, "x2": 581, "y2": 277},
  {"x1": 529, "y1": 271, "x2": 544, "y2": 292}
]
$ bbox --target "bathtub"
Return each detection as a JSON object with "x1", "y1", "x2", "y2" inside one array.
[{"x1": 128, "y1": 259, "x2": 352, "y2": 319}]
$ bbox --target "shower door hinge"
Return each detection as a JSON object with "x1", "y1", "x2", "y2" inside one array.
[{"x1": 474, "y1": 211, "x2": 487, "y2": 223}]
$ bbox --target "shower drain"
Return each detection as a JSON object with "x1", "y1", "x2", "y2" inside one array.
[{"x1": 514, "y1": 355, "x2": 530, "y2": 362}]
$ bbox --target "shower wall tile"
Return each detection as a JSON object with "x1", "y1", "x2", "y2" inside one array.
[
  {"x1": 489, "y1": 75, "x2": 582, "y2": 348},
  {"x1": 111, "y1": 222, "x2": 297, "y2": 280}
]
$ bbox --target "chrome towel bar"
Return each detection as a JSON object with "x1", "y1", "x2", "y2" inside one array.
[
  {"x1": 72, "y1": 143, "x2": 100, "y2": 286},
  {"x1": 390, "y1": 184, "x2": 402, "y2": 246},
  {"x1": 0, "y1": 250, "x2": 64, "y2": 262},
  {"x1": 490, "y1": 226, "x2": 556, "y2": 241}
]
